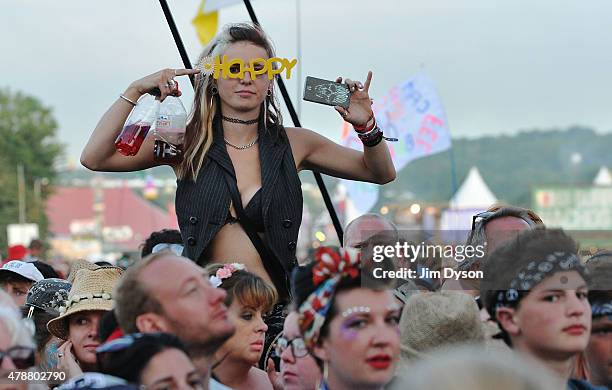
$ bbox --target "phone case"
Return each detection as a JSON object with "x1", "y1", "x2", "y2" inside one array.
[{"x1": 303, "y1": 76, "x2": 350, "y2": 109}]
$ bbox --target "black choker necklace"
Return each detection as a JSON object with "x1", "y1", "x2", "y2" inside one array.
[{"x1": 222, "y1": 115, "x2": 258, "y2": 125}]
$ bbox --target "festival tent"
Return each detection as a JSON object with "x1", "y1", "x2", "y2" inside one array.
[
  {"x1": 593, "y1": 166, "x2": 612, "y2": 186},
  {"x1": 440, "y1": 167, "x2": 497, "y2": 241}
]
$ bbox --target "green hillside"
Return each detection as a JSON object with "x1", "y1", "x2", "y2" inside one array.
[{"x1": 384, "y1": 126, "x2": 612, "y2": 208}]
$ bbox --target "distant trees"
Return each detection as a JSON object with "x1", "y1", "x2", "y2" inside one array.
[{"x1": 0, "y1": 88, "x2": 62, "y2": 254}]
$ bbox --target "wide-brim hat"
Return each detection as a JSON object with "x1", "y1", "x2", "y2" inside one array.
[
  {"x1": 68, "y1": 259, "x2": 108, "y2": 284},
  {"x1": 47, "y1": 267, "x2": 122, "y2": 340},
  {"x1": 399, "y1": 291, "x2": 484, "y2": 361}
]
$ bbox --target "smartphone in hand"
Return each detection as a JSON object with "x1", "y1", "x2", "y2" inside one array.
[{"x1": 303, "y1": 76, "x2": 350, "y2": 109}]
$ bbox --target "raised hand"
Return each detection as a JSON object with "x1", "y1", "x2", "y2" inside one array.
[
  {"x1": 334, "y1": 71, "x2": 374, "y2": 127},
  {"x1": 127, "y1": 68, "x2": 200, "y2": 101},
  {"x1": 266, "y1": 358, "x2": 284, "y2": 390}
]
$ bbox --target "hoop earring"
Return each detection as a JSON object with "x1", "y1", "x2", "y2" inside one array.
[
  {"x1": 211, "y1": 86, "x2": 218, "y2": 95},
  {"x1": 266, "y1": 88, "x2": 272, "y2": 97}
]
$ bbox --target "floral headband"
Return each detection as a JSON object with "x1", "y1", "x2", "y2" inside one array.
[
  {"x1": 209, "y1": 263, "x2": 246, "y2": 288},
  {"x1": 493, "y1": 251, "x2": 588, "y2": 312},
  {"x1": 298, "y1": 247, "x2": 360, "y2": 349}
]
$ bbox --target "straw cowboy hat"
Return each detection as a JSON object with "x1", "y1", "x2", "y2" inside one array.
[
  {"x1": 47, "y1": 267, "x2": 122, "y2": 340},
  {"x1": 67, "y1": 259, "x2": 121, "y2": 284},
  {"x1": 399, "y1": 291, "x2": 485, "y2": 361}
]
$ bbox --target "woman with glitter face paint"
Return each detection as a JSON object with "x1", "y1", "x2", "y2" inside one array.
[
  {"x1": 292, "y1": 246, "x2": 401, "y2": 390},
  {"x1": 481, "y1": 229, "x2": 605, "y2": 390}
]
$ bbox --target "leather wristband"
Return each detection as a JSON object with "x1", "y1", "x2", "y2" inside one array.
[{"x1": 360, "y1": 130, "x2": 384, "y2": 147}]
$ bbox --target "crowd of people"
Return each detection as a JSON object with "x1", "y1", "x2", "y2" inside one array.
[
  {"x1": 2, "y1": 21, "x2": 610, "y2": 390},
  {"x1": 1, "y1": 208, "x2": 611, "y2": 390}
]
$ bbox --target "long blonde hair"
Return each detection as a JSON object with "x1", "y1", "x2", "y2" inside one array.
[{"x1": 177, "y1": 23, "x2": 284, "y2": 180}]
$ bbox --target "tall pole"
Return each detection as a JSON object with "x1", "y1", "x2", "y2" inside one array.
[
  {"x1": 157, "y1": 0, "x2": 344, "y2": 244},
  {"x1": 33, "y1": 178, "x2": 41, "y2": 222},
  {"x1": 449, "y1": 147, "x2": 458, "y2": 196},
  {"x1": 158, "y1": 0, "x2": 195, "y2": 88},
  {"x1": 296, "y1": 0, "x2": 302, "y2": 117},
  {"x1": 92, "y1": 175, "x2": 105, "y2": 251},
  {"x1": 17, "y1": 164, "x2": 26, "y2": 224}
]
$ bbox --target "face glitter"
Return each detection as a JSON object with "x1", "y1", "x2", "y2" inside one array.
[
  {"x1": 341, "y1": 306, "x2": 371, "y2": 318},
  {"x1": 339, "y1": 316, "x2": 362, "y2": 341}
]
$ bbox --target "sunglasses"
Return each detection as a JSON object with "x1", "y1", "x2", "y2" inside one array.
[
  {"x1": 151, "y1": 243, "x2": 184, "y2": 256},
  {"x1": 0, "y1": 346, "x2": 35, "y2": 369},
  {"x1": 470, "y1": 211, "x2": 496, "y2": 231}
]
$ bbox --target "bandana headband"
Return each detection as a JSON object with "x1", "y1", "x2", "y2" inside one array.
[
  {"x1": 493, "y1": 251, "x2": 588, "y2": 312},
  {"x1": 298, "y1": 247, "x2": 360, "y2": 349}
]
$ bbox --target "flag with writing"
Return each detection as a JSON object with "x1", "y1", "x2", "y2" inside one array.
[{"x1": 340, "y1": 71, "x2": 452, "y2": 216}]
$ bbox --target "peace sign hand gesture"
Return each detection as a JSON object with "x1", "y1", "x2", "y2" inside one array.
[{"x1": 334, "y1": 71, "x2": 374, "y2": 127}]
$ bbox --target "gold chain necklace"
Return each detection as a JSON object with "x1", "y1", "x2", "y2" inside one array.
[{"x1": 224, "y1": 136, "x2": 259, "y2": 150}]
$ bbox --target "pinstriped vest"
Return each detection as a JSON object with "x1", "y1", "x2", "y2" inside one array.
[{"x1": 175, "y1": 119, "x2": 303, "y2": 288}]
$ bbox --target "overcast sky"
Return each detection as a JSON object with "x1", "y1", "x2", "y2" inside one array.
[{"x1": 2, "y1": 0, "x2": 611, "y2": 168}]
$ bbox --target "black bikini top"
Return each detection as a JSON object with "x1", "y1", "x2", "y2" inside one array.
[{"x1": 225, "y1": 188, "x2": 265, "y2": 232}]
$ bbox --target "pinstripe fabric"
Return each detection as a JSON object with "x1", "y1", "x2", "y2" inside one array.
[{"x1": 176, "y1": 118, "x2": 303, "y2": 283}]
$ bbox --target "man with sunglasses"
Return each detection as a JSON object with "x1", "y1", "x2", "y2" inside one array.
[
  {"x1": 443, "y1": 205, "x2": 543, "y2": 294},
  {"x1": 440, "y1": 205, "x2": 544, "y2": 349},
  {"x1": 267, "y1": 311, "x2": 321, "y2": 390}
]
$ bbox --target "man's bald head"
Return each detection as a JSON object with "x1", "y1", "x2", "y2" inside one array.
[{"x1": 344, "y1": 214, "x2": 398, "y2": 248}]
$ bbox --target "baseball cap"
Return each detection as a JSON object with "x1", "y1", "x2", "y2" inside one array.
[
  {"x1": 0, "y1": 260, "x2": 44, "y2": 283},
  {"x1": 7, "y1": 245, "x2": 28, "y2": 261}
]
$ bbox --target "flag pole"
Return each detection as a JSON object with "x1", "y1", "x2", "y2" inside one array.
[
  {"x1": 158, "y1": 0, "x2": 196, "y2": 88},
  {"x1": 296, "y1": 0, "x2": 302, "y2": 117},
  {"x1": 449, "y1": 146, "x2": 458, "y2": 196},
  {"x1": 242, "y1": 0, "x2": 344, "y2": 243}
]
